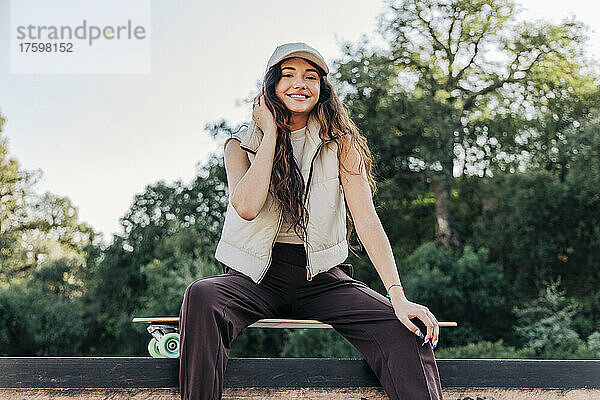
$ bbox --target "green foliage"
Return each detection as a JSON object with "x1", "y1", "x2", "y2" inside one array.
[
  {"x1": 587, "y1": 332, "x2": 600, "y2": 358},
  {"x1": 134, "y1": 228, "x2": 221, "y2": 317},
  {"x1": 513, "y1": 279, "x2": 581, "y2": 356},
  {"x1": 434, "y1": 339, "x2": 536, "y2": 359},
  {"x1": 402, "y1": 242, "x2": 515, "y2": 347},
  {"x1": 0, "y1": 258, "x2": 90, "y2": 356},
  {"x1": 280, "y1": 330, "x2": 362, "y2": 358},
  {"x1": 230, "y1": 328, "x2": 362, "y2": 358},
  {"x1": 229, "y1": 328, "x2": 274, "y2": 357},
  {"x1": 30, "y1": 297, "x2": 89, "y2": 356},
  {"x1": 465, "y1": 172, "x2": 575, "y2": 294},
  {"x1": 456, "y1": 167, "x2": 600, "y2": 310},
  {"x1": 0, "y1": 285, "x2": 37, "y2": 356}
]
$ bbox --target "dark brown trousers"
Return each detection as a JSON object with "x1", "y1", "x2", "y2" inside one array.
[{"x1": 178, "y1": 242, "x2": 443, "y2": 399}]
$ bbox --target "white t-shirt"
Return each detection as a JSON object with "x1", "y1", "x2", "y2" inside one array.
[{"x1": 275, "y1": 126, "x2": 306, "y2": 244}]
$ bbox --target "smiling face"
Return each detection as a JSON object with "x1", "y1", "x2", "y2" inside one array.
[{"x1": 275, "y1": 57, "x2": 321, "y2": 120}]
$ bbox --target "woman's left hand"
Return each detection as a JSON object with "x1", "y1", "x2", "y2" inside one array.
[{"x1": 388, "y1": 291, "x2": 439, "y2": 349}]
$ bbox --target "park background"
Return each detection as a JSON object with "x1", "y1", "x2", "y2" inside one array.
[{"x1": 0, "y1": 0, "x2": 599, "y2": 359}]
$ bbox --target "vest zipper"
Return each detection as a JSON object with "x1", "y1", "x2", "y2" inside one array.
[
  {"x1": 303, "y1": 139, "x2": 332, "y2": 281},
  {"x1": 304, "y1": 238, "x2": 312, "y2": 281},
  {"x1": 256, "y1": 209, "x2": 283, "y2": 284}
]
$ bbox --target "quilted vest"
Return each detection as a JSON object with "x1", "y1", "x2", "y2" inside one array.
[{"x1": 214, "y1": 112, "x2": 348, "y2": 284}]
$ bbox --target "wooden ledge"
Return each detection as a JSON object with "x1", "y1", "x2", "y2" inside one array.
[
  {"x1": 1, "y1": 358, "x2": 599, "y2": 389},
  {"x1": 2, "y1": 358, "x2": 599, "y2": 400}
]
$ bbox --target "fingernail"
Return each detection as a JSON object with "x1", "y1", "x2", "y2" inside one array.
[
  {"x1": 421, "y1": 339, "x2": 429, "y2": 346},
  {"x1": 418, "y1": 331, "x2": 424, "y2": 338},
  {"x1": 433, "y1": 341, "x2": 437, "y2": 350}
]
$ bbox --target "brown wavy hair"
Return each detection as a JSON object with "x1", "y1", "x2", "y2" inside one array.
[{"x1": 262, "y1": 57, "x2": 377, "y2": 252}]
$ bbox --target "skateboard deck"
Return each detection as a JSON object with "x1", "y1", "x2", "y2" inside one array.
[
  {"x1": 133, "y1": 317, "x2": 337, "y2": 329},
  {"x1": 133, "y1": 317, "x2": 457, "y2": 328}
]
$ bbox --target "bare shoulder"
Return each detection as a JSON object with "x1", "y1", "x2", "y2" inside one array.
[
  {"x1": 338, "y1": 134, "x2": 366, "y2": 179},
  {"x1": 224, "y1": 137, "x2": 250, "y2": 171},
  {"x1": 224, "y1": 135, "x2": 250, "y2": 196}
]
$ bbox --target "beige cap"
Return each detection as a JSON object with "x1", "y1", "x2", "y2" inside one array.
[{"x1": 265, "y1": 42, "x2": 329, "y2": 75}]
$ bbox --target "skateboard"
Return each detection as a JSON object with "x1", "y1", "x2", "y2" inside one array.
[
  {"x1": 132, "y1": 317, "x2": 337, "y2": 358},
  {"x1": 133, "y1": 317, "x2": 458, "y2": 358}
]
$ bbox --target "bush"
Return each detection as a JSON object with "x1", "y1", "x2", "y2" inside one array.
[
  {"x1": 512, "y1": 278, "x2": 596, "y2": 358},
  {"x1": 434, "y1": 339, "x2": 536, "y2": 359},
  {"x1": 402, "y1": 242, "x2": 516, "y2": 347}
]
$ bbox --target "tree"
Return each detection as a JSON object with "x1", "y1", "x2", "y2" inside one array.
[
  {"x1": 335, "y1": 0, "x2": 590, "y2": 250},
  {"x1": 0, "y1": 111, "x2": 27, "y2": 278},
  {"x1": 0, "y1": 110, "x2": 98, "y2": 286}
]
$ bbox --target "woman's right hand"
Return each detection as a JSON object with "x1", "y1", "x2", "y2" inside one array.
[{"x1": 252, "y1": 91, "x2": 277, "y2": 137}]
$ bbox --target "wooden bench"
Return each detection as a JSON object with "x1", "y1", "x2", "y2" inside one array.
[{"x1": 1, "y1": 357, "x2": 599, "y2": 399}]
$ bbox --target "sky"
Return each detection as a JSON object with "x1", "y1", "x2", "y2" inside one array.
[{"x1": 1, "y1": 0, "x2": 599, "y2": 246}]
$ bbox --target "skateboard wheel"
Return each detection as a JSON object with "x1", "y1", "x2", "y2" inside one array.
[
  {"x1": 148, "y1": 338, "x2": 163, "y2": 358},
  {"x1": 158, "y1": 332, "x2": 180, "y2": 358}
]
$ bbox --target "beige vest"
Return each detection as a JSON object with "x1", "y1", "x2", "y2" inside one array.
[{"x1": 214, "y1": 113, "x2": 348, "y2": 284}]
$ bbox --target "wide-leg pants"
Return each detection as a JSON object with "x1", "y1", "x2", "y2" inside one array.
[{"x1": 179, "y1": 242, "x2": 443, "y2": 399}]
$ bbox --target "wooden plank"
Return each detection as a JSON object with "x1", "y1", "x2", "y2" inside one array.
[
  {"x1": 1, "y1": 358, "x2": 600, "y2": 390},
  {"x1": 0, "y1": 358, "x2": 179, "y2": 389},
  {"x1": 440, "y1": 359, "x2": 600, "y2": 389}
]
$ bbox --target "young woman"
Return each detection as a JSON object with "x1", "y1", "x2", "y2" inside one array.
[{"x1": 179, "y1": 42, "x2": 443, "y2": 400}]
